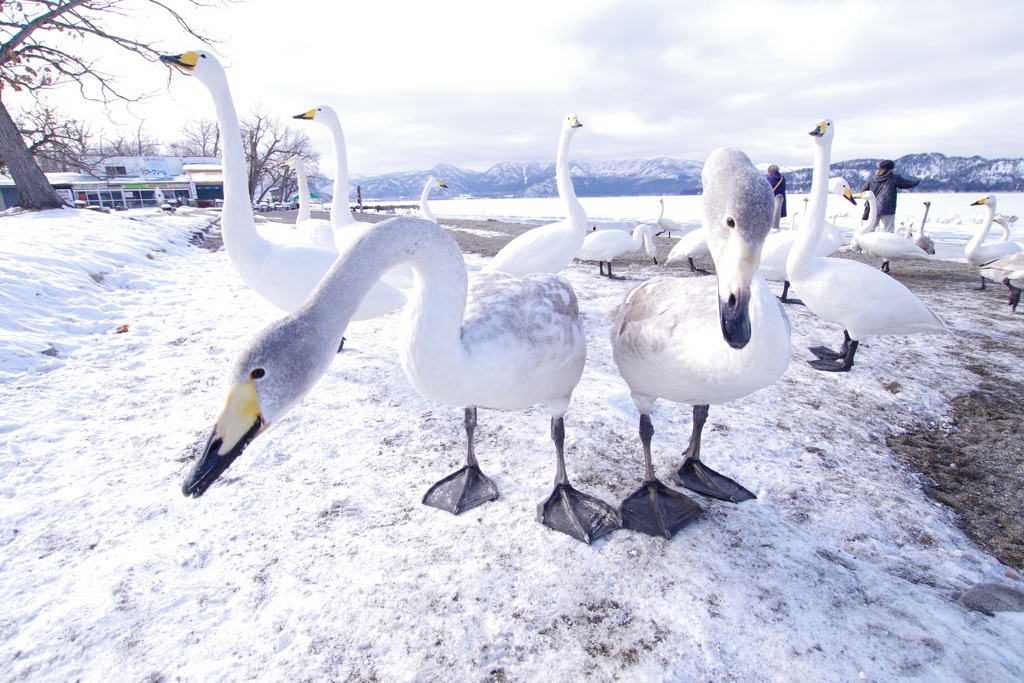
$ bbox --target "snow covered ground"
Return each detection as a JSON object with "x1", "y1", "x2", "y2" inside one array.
[{"x1": 1, "y1": 206, "x2": 1022, "y2": 681}]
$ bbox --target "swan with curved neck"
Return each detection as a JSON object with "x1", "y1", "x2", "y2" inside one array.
[
  {"x1": 160, "y1": 51, "x2": 404, "y2": 320},
  {"x1": 181, "y1": 215, "x2": 619, "y2": 544},
  {"x1": 655, "y1": 197, "x2": 688, "y2": 237},
  {"x1": 911, "y1": 202, "x2": 935, "y2": 255},
  {"x1": 966, "y1": 196, "x2": 1022, "y2": 291},
  {"x1": 607, "y1": 147, "x2": 791, "y2": 537},
  {"x1": 786, "y1": 119, "x2": 946, "y2": 372},
  {"x1": 285, "y1": 155, "x2": 335, "y2": 250},
  {"x1": 758, "y1": 177, "x2": 855, "y2": 304},
  {"x1": 419, "y1": 177, "x2": 448, "y2": 223},
  {"x1": 851, "y1": 190, "x2": 931, "y2": 272},
  {"x1": 577, "y1": 223, "x2": 658, "y2": 277},
  {"x1": 484, "y1": 114, "x2": 587, "y2": 276}
]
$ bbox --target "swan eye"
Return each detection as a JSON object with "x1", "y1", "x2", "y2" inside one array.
[
  {"x1": 726, "y1": 217, "x2": 736, "y2": 229},
  {"x1": 250, "y1": 368, "x2": 265, "y2": 380}
]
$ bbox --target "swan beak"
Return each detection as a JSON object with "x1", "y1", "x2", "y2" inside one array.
[
  {"x1": 182, "y1": 381, "x2": 267, "y2": 498},
  {"x1": 569, "y1": 116, "x2": 583, "y2": 129},
  {"x1": 159, "y1": 52, "x2": 199, "y2": 72},
  {"x1": 970, "y1": 198, "x2": 987, "y2": 206},
  {"x1": 715, "y1": 230, "x2": 758, "y2": 349},
  {"x1": 651, "y1": 255, "x2": 659, "y2": 264},
  {"x1": 843, "y1": 189, "x2": 856, "y2": 205},
  {"x1": 293, "y1": 109, "x2": 318, "y2": 121},
  {"x1": 439, "y1": 181, "x2": 448, "y2": 188},
  {"x1": 808, "y1": 121, "x2": 827, "y2": 137}
]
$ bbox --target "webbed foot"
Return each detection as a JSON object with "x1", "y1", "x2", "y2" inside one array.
[
  {"x1": 537, "y1": 483, "x2": 619, "y2": 544},
  {"x1": 619, "y1": 479, "x2": 703, "y2": 539},
  {"x1": 423, "y1": 464, "x2": 498, "y2": 514},
  {"x1": 807, "y1": 345, "x2": 842, "y2": 360},
  {"x1": 672, "y1": 458, "x2": 756, "y2": 503}
]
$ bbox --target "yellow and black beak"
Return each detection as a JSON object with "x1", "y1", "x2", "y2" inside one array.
[
  {"x1": 842, "y1": 188, "x2": 856, "y2": 204},
  {"x1": 182, "y1": 380, "x2": 266, "y2": 498},
  {"x1": 970, "y1": 197, "x2": 988, "y2": 206},
  {"x1": 439, "y1": 181, "x2": 448, "y2": 188},
  {"x1": 809, "y1": 121, "x2": 827, "y2": 138},
  {"x1": 293, "y1": 109, "x2": 318, "y2": 121},
  {"x1": 160, "y1": 52, "x2": 200, "y2": 72}
]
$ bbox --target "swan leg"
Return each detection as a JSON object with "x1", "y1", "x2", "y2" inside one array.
[
  {"x1": 598, "y1": 262, "x2": 606, "y2": 276},
  {"x1": 619, "y1": 414, "x2": 703, "y2": 539},
  {"x1": 537, "y1": 417, "x2": 620, "y2": 544},
  {"x1": 979, "y1": 275, "x2": 988, "y2": 291},
  {"x1": 808, "y1": 330, "x2": 851, "y2": 360},
  {"x1": 1004, "y1": 278, "x2": 1022, "y2": 312},
  {"x1": 688, "y1": 258, "x2": 712, "y2": 276},
  {"x1": 880, "y1": 260, "x2": 890, "y2": 273},
  {"x1": 423, "y1": 407, "x2": 498, "y2": 515},
  {"x1": 779, "y1": 280, "x2": 804, "y2": 306},
  {"x1": 672, "y1": 405, "x2": 756, "y2": 503},
  {"x1": 808, "y1": 339, "x2": 859, "y2": 372}
]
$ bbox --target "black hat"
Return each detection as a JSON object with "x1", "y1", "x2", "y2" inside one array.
[{"x1": 878, "y1": 159, "x2": 894, "y2": 170}]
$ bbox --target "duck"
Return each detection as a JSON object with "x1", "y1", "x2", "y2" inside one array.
[
  {"x1": 484, "y1": 114, "x2": 587, "y2": 276},
  {"x1": 664, "y1": 227, "x2": 711, "y2": 274},
  {"x1": 967, "y1": 195, "x2": 1023, "y2": 289},
  {"x1": 909, "y1": 202, "x2": 935, "y2": 255},
  {"x1": 786, "y1": 119, "x2": 946, "y2": 372},
  {"x1": 655, "y1": 197, "x2": 688, "y2": 237},
  {"x1": 181, "y1": 215, "x2": 620, "y2": 545},
  {"x1": 758, "y1": 177, "x2": 855, "y2": 303},
  {"x1": 850, "y1": 190, "x2": 932, "y2": 272},
  {"x1": 419, "y1": 177, "x2": 448, "y2": 223},
  {"x1": 284, "y1": 155, "x2": 335, "y2": 250},
  {"x1": 606, "y1": 147, "x2": 791, "y2": 538},
  {"x1": 577, "y1": 223, "x2": 658, "y2": 277},
  {"x1": 159, "y1": 51, "x2": 405, "y2": 320}
]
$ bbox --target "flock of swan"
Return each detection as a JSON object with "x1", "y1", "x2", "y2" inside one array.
[{"x1": 161, "y1": 50, "x2": 1015, "y2": 544}]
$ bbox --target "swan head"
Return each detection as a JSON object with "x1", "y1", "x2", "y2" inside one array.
[
  {"x1": 701, "y1": 147, "x2": 774, "y2": 349},
  {"x1": 808, "y1": 119, "x2": 834, "y2": 142},
  {"x1": 159, "y1": 50, "x2": 222, "y2": 84},
  {"x1": 293, "y1": 105, "x2": 341, "y2": 128},
  {"x1": 829, "y1": 177, "x2": 857, "y2": 204},
  {"x1": 182, "y1": 318, "x2": 336, "y2": 498},
  {"x1": 563, "y1": 113, "x2": 583, "y2": 131},
  {"x1": 971, "y1": 195, "x2": 996, "y2": 208}
]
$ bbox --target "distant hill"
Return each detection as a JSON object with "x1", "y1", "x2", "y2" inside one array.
[{"x1": 331, "y1": 153, "x2": 1024, "y2": 201}]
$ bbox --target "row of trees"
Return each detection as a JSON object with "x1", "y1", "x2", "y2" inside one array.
[
  {"x1": 1, "y1": 0, "x2": 328, "y2": 208},
  {"x1": 13, "y1": 100, "x2": 326, "y2": 204}
]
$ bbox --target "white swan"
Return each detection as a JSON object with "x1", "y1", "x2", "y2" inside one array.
[
  {"x1": 284, "y1": 155, "x2": 335, "y2": 250},
  {"x1": 160, "y1": 51, "x2": 405, "y2": 320},
  {"x1": 419, "y1": 177, "x2": 448, "y2": 223},
  {"x1": 607, "y1": 148, "x2": 791, "y2": 539},
  {"x1": 181, "y1": 215, "x2": 619, "y2": 544},
  {"x1": 967, "y1": 196, "x2": 1023, "y2": 288},
  {"x1": 655, "y1": 197, "x2": 687, "y2": 237},
  {"x1": 786, "y1": 119, "x2": 946, "y2": 372},
  {"x1": 851, "y1": 190, "x2": 931, "y2": 272},
  {"x1": 758, "y1": 177, "x2": 855, "y2": 303},
  {"x1": 577, "y1": 223, "x2": 658, "y2": 277},
  {"x1": 910, "y1": 201, "x2": 935, "y2": 255},
  {"x1": 664, "y1": 227, "x2": 711, "y2": 273},
  {"x1": 978, "y1": 251, "x2": 1024, "y2": 311},
  {"x1": 484, "y1": 114, "x2": 587, "y2": 276}
]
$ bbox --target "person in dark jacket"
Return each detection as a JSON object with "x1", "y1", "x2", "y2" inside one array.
[
  {"x1": 766, "y1": 164, "x2": 787, "y2": 218},
  {"x1": 861, "y1": 159, "x2": 919, "y2": 232}
]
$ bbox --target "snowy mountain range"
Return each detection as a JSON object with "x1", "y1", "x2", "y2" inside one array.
[{"x1": 342, "y1": 153, "x2": 1024, "y2": 201}]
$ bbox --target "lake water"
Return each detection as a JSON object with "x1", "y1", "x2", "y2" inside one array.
[{"x1": 429, "y1": 192, "x2": 1024, "y2": 263}]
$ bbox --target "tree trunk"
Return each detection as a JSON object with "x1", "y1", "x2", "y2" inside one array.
[{"x1": 0, "y1": 98, "x2": 63, "y2": 209}]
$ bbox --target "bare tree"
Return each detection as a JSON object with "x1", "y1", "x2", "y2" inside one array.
[
  {"x1": 170, "y1": 117, "x2": 221, "y2": 157},
  {"x1": 239, "y1": 106, "x2": 317, "y2": 203},
  {"x1": 0, "y1": 0, "x2": 223, "y2": 209},
  {"x1": 92, "y1": 122, "x2": 163, "y2": 157},
  {"x1": 13, "y1": 103, "x2": 93, "y2": 173}
]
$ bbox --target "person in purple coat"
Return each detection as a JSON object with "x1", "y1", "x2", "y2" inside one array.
[
  {"x1": 861, "y1": 159, "x2": 920, "y2": 232},
  {"x1": 766, "y1": 164, "x2": 787, "y2": 219}
]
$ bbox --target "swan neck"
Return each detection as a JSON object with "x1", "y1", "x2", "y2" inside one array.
[
  {"x1": 968, "y1": 203, "x2": 995, "y2": 252},
  {"x1": 789, "y1": 137, "x2": 831, "y2": 272},
  {"x1": 293, "y1": 159, "x2": 311, "y2": 223},
  {"x1": 420, "y1": 180, "x2": 436, "y2": 222},
  {"x1": 855, "y1": 194, "x2": 879, "y2": 236},
  {"x1": 327, "y1": 117, "x2": 354, "y2": 224},
  {"x1": 555, "y1": 128, "x2": 586, "y2": 228}
]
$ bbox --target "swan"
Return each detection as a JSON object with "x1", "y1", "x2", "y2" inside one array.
[
  {"x1": 484, "y1": 114, "x2": 587, "y2": 276},
  {"x1": 160, "y1": 51, "x2": 405, "y2": 320},
  {"x1": 419, "y1": 177, "x2": 448, "y2": 223},
  {"x1": 655, "y1": 197, "x2": 686, "y2": 237},
  {"x1": 576, "y1": 224, "x2": 658, "y2": 277},
  {"x1": 850, "y1": 190, "x2": 931, "y2": 272},
  {"x1": 284, "y1": 155, "x2": 335, "y2": 250},
  {"x1": 758, "y1": 177, "x2": 855, "y2": 303},
  {"x1": 910, "y1": 202, "x2": 935, "y2": 255},
  {"x1": 606, "y1": 147, "x2": 791, "y2": 538},
  {"x1": 978, "y1": 252, "x2": 1024, "y2": 311},
  {"x1": 181, "y1": 215, "x2": 619, "y2": 544},
  {"x1": 786, "y1": 119, "x2": 946, "y2": 372},
  {"x1": 664, "y1": 227, "x2": 711, "y2": 274},
  {"x1": 967, "y1": 196, "x2": 1023, "y2": 289}
]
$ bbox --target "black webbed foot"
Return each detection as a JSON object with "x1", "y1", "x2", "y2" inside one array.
[
  {"x1": 537, "y1": 484, "x2": 619, "y2": 544},
  {"x1": 807, "y1": 346, "x2": 842, "y2": 360},
  {"x1": 423, "y1": 464, "x2": 498, "y2": 514},
  {"x1": 672, "y1": 458, "x2": 756, "y2": 503},
  {"x1": 619, "y1": 479, "x2": 703, "y2": 539}
]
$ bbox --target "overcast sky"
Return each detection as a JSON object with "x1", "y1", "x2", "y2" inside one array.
[{"x1": 14, "y1": 0, "x2": 1024, "y2": 177}]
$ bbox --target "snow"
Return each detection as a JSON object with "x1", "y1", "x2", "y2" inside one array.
[{"x1": 1, "y1": 205, "x2": 1022, "y2": 681}]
